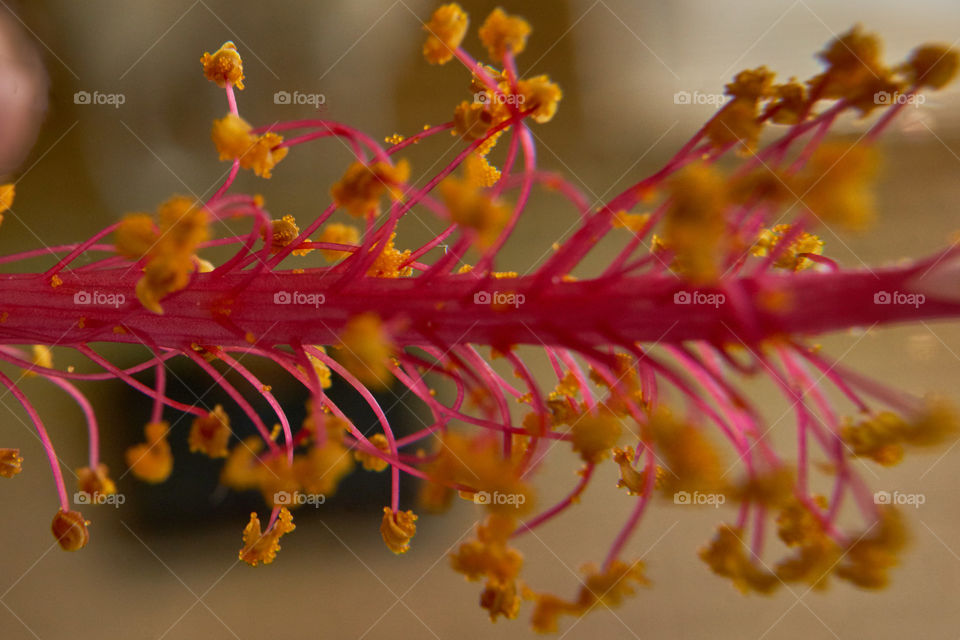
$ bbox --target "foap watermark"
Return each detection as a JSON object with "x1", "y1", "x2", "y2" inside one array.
[
  {"x1": 673, "y1": 490, "x2": 726, "y2": 508},
  {"x1": 74, "y1": 290, "x2": 125, "y2": 308},
  {"x1": 273, "y1": 290, "x2": 326, "y2": 308},
  {"x1": 874, "y1": 290, "x2": 925, "y2": 308},
  {"x1": 873, "y1": 490, "x2": 925, "y2": 508},
  {"x1": 474, "y1": 290, "x2": 525, "y2": 308},
  {"x1": 274, "y1": 491, "x2": 326, "y2": 507},
  {"x1": 274, "y1": 90, "x2": 326, "y2": 108},
  {"x1": 74, "y1": 491, "x2": 126, "y2": 508},
  {"x1": 874, "y1": 91, "x2": 925, "y2": 107},
  {"x1": 673, "y1": 90, "x2": 726, "y2": 106},
  {"x1": 74, "y1": 90, "x2": 126, "y2": 109},
  {"x1": 473, "y1": 490, "x2": 526, "y2": 507},
  {"x1": 674, "y1": 290, "x2": 725, "y2": 308},
  {"x1": 474, "y1": 91, "x2": 525, "y2": 107}
]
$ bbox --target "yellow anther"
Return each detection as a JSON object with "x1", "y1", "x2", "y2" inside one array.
[
  {"x1": 0, "y1": 182, "x2": 14, "y2": 226},
  {"x1": 366, "y1": 233, "x2": 413, "y2": 278},
  {"x1": 725, "y1": 66, "x2": 776, "y2": 101},
  {"x1": 663, "y1": 163, "x2": 728, "y2": 284},
  {"x1": 478, "y1": 8, "x2": 531, "y2": 60},
  {"x1": 239, "y1": 507, "x2": 295, "y2": 566},
  {"x1": 517, "y1": 75, "x2": 562, "y2": 123},
  {"x1": 189, "y1": 405, "x2": 232, "y2": 458},
  {"x1": 464, "y1": 152, "x2": 502, "y2": 188},
  {"x1": 380, "y1": 507, "x2": 418, "y2": 554},
  {"x1": 125, "y1": 421, "x2": 174, "y2": 483},
  {"x1": 200, "y1": 41, "x2": 245, "y2": 90},
  {"x1": 330, "y1": 159, "x2": 410, "y2": 218},
  {"x1": 439, "y1": 176, "x2": 509, "y2": 248},
  {"x1": 333, "y1": 313, "x2": 394, "y2": 390},
  {"x1": 52, "y1": 509, "x2": 90, "y2": 551},
  {"x1": 906, "y1": 44, "x2": 958, "y2": 89},
  {"x1": 0, "y1": 448, "x2": 23, "y2": 478},
  {"x1": 316, "y1": 223, "x2": 360, "y2": 262},
  {"x1": 265, "y1": 215, "x2": 303, "y2": 254},
  {"x1": 751, "y1": 224, "x2": 824, "y2": 271},
  {"x1": 76, "y1": 463, "x2": 117, "y2": 498},
  {"x1": 115, "y1": 213, "x2": 158, "y2": 260},
  {"x1": 355, "y1": 434, "x2": 391, "y2": 471},
  {"x1": 793, "y1": 142, "x2": 878, "y2": 230},
  {"x1": 570, "y1": 411, "x2": 623, "y2": 464},
  {"x1": 423, "y1": 3, "x2": 469, "y2": 65},
  {"x1": 211, "y1": 114, "x2": 288, "y2": 178}
]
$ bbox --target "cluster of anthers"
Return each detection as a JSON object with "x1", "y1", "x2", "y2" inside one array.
[{"x1": 1, "y1": 3, "x2": 960, "y2": 632}]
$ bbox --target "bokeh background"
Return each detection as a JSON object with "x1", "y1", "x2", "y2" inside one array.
[{"x1": 1, "y1": 1, "x2": 960, "y2": 638}]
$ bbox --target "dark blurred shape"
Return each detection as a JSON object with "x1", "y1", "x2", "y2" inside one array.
[{"x1": 112, "y1": 357, "x2": 421, "y2": 531}]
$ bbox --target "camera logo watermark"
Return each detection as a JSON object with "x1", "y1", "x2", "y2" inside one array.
[
  {"x1": 473, "y1": 91, "x2": 525, "y2": 106},
  {"x1": 673, "y1": 490, "x2": 725, "y2": 508},
  {"x1": 274, "y1": 90, "x2": 326, "y2": 108},
  {"x1": 673, "y1": 90, "x2": 726, "y2": 106},
  {"x1": 873, "y1": 490, "x2": 925, "y2": 508},
  {"x1": 874, "y1": 91, "x2": 925, "y2": 107},
  {"x1": 74, "y1": 90, "x2": 126, "y2": 109},
  {"x1": 74, "y1": 491, "x2": 126, "y2": 508},
  {"x1": 74, "y1": 290, "x2": 126, "y2": 308},
  {"x1": 473, "y1": 490, "x2": 526, "y2": 507},
  {"x1": 674, "y1": 290, "x2": 725, "y2": 308},
  {"x1": 274, "y1": 491, "x2": 326, "y2": 507},
  {"x1": 273, "y1": 291, "x2": 326, "y2": 308},
  {"x1": 474, "y1": 290, "x2": 525, "y2": 308},
  {"x1": 874, "y1": 290, "x2": 925, "y2": 308}
]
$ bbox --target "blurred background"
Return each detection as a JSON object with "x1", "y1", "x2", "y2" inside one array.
[{"x1": 1, "y1": 0, "x2": 960, "y2": 638}]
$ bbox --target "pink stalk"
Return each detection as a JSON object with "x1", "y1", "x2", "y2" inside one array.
[
  {"x1": 513, "y1": 463, "x2": 595, "y2": 538},
  {"x1": 0, "y1": 369, "x2": 70, "y2": 510},
  {"x1": 45, "y1": 376, "x2": 101, "y2": 470},
  {"x1": 182, "y1": 349, "x2": 279, "y2": 452},
  {"x1": 2, "y1": 265, "x2": 957, "y2": 349}
]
